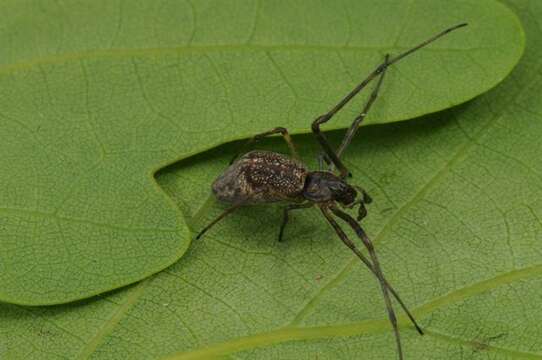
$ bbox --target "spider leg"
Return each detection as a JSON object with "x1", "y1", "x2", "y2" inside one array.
[
  {"x1": 324, "y1": 205, "x2": 403, "y2": 360},
  {"x1": 311, "y1": 23, "x2": 467, "y2": 178},
  {"x1": 310, "y1": 51, "x2": 391, "y2": 178},
  {"x1": 335, "y1": 54, "x2": 390, "y2": 163},
  {"x1": 320, "y1": 205, "x2": 423, "y2": 335},
  {"x1": 196, "y1": 203, "x2": 243, "y2": 239},
  {"x1": 230, "y1": 127, "x2": 298, "y2": 164},
  {"x1": 312, "y1": 116, "x2": 349, "y2": 178},
  {"x1": 316, "y1": 152, "x2": 354, "y2": 177},
  {"x1": 278, "y1": 203, "x2": 313, "y2": 242},
  {"x1": 317, "y1": 54, "x2": 390, "y2": 175}
]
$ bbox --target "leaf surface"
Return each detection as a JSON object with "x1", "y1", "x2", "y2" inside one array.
[
  {"x1": 0, "y1": 1, "x2": 540, "y2": 357},
  {"x1": 0, "y1": 0, "x2": 524, "y2": 304}
]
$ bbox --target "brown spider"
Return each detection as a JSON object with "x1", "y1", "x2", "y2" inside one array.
[{"x1": 197, "y1": 23, "x2": 468, "y2": 360}]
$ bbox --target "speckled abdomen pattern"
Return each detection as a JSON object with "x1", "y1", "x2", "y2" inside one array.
[{"x1": 212, "y1": 151, "x2": 308, "y2": 204}]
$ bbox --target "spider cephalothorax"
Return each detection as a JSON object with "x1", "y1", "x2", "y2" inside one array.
[
  {"x1": 196, "y1": 23, "x2": 468, "y2": 360},
  {"x1": 303, "y1": 171, "x2": 357, "y2": 205}
]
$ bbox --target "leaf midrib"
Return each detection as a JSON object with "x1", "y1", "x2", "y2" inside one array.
[
  {"x1": 163, "y1": 264, "x2": 542, "y2": 359},
  {"x1": 76, "y1": 280, "x2": 150, "y2": 360},
  {"x1": 0, "y1": 44, "x2": 493, "y2": 76}
]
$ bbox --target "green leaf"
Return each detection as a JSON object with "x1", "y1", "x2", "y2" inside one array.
[
  {"x1": 0, "y1": 0, "x2": 540, "y2": 357},
  {"x1": 0, "y1": 0, "x2": 523, "y2": 305}
]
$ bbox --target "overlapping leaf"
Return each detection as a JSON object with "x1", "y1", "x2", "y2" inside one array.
[
  {"x1": 1, "y1": 0, "x2": 539, "y2": 359},
  {"x1": 0, "y1": 0, "x2": 523, "y2": 305}
]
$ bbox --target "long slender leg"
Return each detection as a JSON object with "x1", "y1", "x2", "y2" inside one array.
[
  {"x1": 320, "y1": 206, "x2": 423, "y2": 335},
  {"x1": 196, "y1": 204, "x2": 243, "y2": 239},
  {"x1": 322, "y1": 210, "x2": 423, "y2": 335},
  {"x1": 335, "y1": 54, "x2": 390, "y2": 162},
  {"x1": 311, "y1": 53, "x2": 390, "y2": 177},
  {"x1": 320, "y1": 54, "x2": 389, "y2": 174},
  {"x1": 311, "y1": 23, "x2": 467, "y2": 178},
  {"x1": 230, "y1": 127, "x2": 298, "y2": 164},
  {"x1": 327, "y1": 205, "x2": 403, "y2": 360},
  {"x1": 278, "y1": 203, "x2": 313, "y2": 242},
  {"x1": 312, "y1": 118, "x2": 349, "y2": 178}
]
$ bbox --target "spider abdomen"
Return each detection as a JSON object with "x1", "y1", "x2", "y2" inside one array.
[{"x1": 212, "y1": 150, "x2": 307, "y2": 204}]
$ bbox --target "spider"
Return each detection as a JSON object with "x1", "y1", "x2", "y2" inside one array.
[{"x1": 196, "y1": 23, "x2": 468, "y2": 360}]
